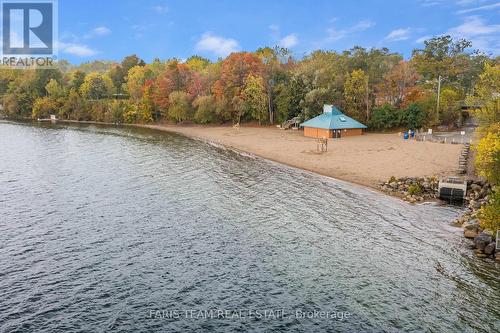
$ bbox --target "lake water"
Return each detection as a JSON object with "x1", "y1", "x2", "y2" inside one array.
[{"x1": 0, "y1": 121, "x2": 499, "y2": 332}]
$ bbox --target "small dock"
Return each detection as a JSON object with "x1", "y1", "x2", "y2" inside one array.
[{"x1": 37, "y1": 115, "x2": 57, "y2": 123}]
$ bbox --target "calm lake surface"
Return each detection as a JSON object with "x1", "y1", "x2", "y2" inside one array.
[{"x1": 0, "y1": 120, "x2": 499, "y2": 332}]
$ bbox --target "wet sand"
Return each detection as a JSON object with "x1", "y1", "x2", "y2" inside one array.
[{"x1": 143, "y1": 124, "x2": 462, "y2": 189}]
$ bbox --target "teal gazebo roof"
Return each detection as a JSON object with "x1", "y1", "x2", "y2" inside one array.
[{"x1": 301, "y1": 105, "x2": 367, "y2": 130}]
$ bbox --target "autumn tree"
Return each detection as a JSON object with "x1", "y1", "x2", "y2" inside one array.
[
  {"x1": 185, "y1": 55, "x2": 211, "y2": 72},
  {"x1": 241, "y1": 74, "x2": 267, "y2": 124},
  {"x1": 45, "y1": 79, "x2": 65, "y2": 99},
  {"x1": 466, "y1": 63, "x2": 500, "y2": 126},
  {"x1": 79, "y1": 72, "x2": 114, "y2": 100},
  {"x1": 344, "y1": 69, "x2": 368, "y2": 121},
  {"x1": 439, "y1": 88, "x2": 462, "y2": 125},
  {"x1": 375, "y1": 60, "x2": 420, "y2": 106},
  {"x1": 125, "y1": 65, "x2": 153, "y2": 100},
  {"x1": 213, "y1": 52, "x2": 264, "y2": 122},
  {"x1": 154, "y1": 61, "x2": 192, "y2": 115},
  {"x1": 168, "y1": 91, "x2": 191, "y2": 122},
  {"x1": 412, "y1": 35, "x2": 471, "y2": 81},
  {"x1": 32, "y1": 96, "x2": 57, "y2": 119},
  {"x1": 193, "y1": 95, "x2": 216, "y2": 124}
]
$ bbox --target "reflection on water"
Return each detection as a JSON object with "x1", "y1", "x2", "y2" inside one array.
[{"x1": 0, "y1": 121, "x2": 499, "y2": 332}]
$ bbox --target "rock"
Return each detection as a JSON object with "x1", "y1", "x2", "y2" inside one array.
[
  {"x1": 464, "y1": 229, "x2": 478, "y2": 238},
  {"x1": 482, "y1": 229, "x2": 494, "y2": 237},
  {"x1": 474, "y1": 233, "x2": 493, "y2": 251},
  {"x1": 463, "y1": 219, "x2": 479, "y2": 230},
  {"x1": 475, "y1": 250, "x2": 488, "y2": 258},
  {"x1": 484, "y1": 242, "x2": 496, "y2": 255},
  {"x1": 470, "y1": 183, "x2": 481, "y2": 191},
  {"x1": 463, "y1": 219, "x2": 479, "y2": 238}
]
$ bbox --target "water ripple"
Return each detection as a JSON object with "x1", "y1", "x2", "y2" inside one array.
[{"x1": 0, "y1": 121, "x2": 499, "y2": 332}]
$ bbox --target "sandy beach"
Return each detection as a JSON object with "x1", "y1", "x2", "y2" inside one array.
[{"x1": 143, "y1": 124, "x2": 462, "y2": 189}]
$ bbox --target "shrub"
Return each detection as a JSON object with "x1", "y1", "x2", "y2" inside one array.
[
  {"x1": 478, "y1": 188, "x2": 500, "y2": 236},
  {"x1": 402, "y1": 103, "x2": 426, "y2": 129},
  {"x1": 474, "y1": 124, "x2": 500, "y2": 185},
  {"x1": 369, "y1": 104, "x2": 403, "y2": 130},
  {"x1": 408, "y1": 183, "x2": 423, "y2": 195},
  {"x1": 123, "y1": 104, "x2": 138, "y2": 123},
  {"x1": 32, "y1": 96, "x2": 57, "y2": 119}
]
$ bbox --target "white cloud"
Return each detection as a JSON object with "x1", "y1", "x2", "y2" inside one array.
[
  {"x1": 456, "y1": 0, "x2": 489, "y2": 5},
  {"x1": 384, "y1": 28, "x2": 411, "y2": 41},
  {"x1": 456, "y1": 2, "x2": 500, "y2": 14},
  {"x1": 448, "y1": 15, "x2": 500, "y2": 36},
  {"x1": 195, "y1": 32, "x2": 240, "y2": 57},
  {"x1": 279, "y1": 34, "x2": 298, "y2": 48},
  {"x1": 84, "y1": 26, "x2": 111, "y2": 39},
  {"x1": 418, "y1": 0, "x2": 446, "y2": 7},
  {"x1": 268, "y1": 25, "x2": 299, "y2": 48},
  {"x1": 322, "y1": 20, "x2": 375, "y2": 43},
  {"x1": 152, "y1": 5, "x2": 169, "y2": 13},
  {"x1": 57, "y1": 41, "x2": 97, "y2": 57},
  {"x1": 415, "y1": 35, "x2": 432, "y2": 43},
  {"x1": 447, "y1": 16, "x2": 500, "y2": 54},
  {"x1": 269, "y1": 24, "x2": 280, "y2": 40}
]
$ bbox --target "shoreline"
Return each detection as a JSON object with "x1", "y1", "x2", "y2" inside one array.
[
  {"x1": 67, "y1": 120, "x2": 459, "y2": 195},
  {"x1": 140, "y1": 124, "x2": 386, "y2": 192},
  {"x1": 4, "y1": 119, "x2": 461, "y2": 198}
]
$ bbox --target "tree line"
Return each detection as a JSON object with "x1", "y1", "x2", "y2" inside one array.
[{"x1": 0, "y1": 35, "x2": 497, "y2": 131}]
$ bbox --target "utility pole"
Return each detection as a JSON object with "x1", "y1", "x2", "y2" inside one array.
[
  {"x1": 436, "y1": 75, "x2": 442, "y2": 125},
  {"x1": 365, "y1": 78, "x2": 370, "y2": 121}
]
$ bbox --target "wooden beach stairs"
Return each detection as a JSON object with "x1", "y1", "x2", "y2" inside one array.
[{"x1": 281, "y1": 117, "x2": 300, "y2": 130}]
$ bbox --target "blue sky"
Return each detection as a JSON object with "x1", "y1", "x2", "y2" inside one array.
[{"x1": 56, "y1": 0, "x2": 500, "y2": 63}]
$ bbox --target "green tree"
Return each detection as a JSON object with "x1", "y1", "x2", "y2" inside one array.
[
  {"x1": 466, "y1": 63, "x2": 500, "y2": 126},
  {"x1": 402, "y1": 103, "x2": 426, "y2": 129},
  {"x1": 168, "y1": 91, "x2": 191, "y2": 122},
  {"x1": 70, "y1": 70, "x2": 86, "y2": 91},
  {"x1": 60, "y1": 88, "x2": 86, "y2": 120},
  {"x1": 439, "y1": 88, "x2": 461, "y2": 125},
  {"x1": 45, "y1": 79, "x2": 65, "y2": 98},
  {"x1": 193, "y1": 95, "x2": 216, "y2": 124},
  {"x1": 369, "y1": 104, "x2": 402, "y2": 130},
  {"x1": 79, "y1": 72, "x2": 114, "y2": 100},
  {"x1": 412, "y1": 35, "x2": 471, "y2": 81}
]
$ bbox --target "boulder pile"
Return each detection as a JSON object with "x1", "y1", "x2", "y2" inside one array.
[{"x1": 379, "y1": 176, "x2": 439, "y2": 203}]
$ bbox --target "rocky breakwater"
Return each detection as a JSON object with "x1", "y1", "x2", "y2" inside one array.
[
  {"x1": 379, "y1": 176, "x2": 439, "y2": 203},
  {"x1": 456, "y1": 180, "x2": 498, "y2": 260},
  {"x1": 381, "y1": 177, "x2": 498, "y2": 260}
]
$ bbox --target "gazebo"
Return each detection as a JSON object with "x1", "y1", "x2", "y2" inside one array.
[{"x1": 301, "y1": 105, "x2": 367, "y2": 138}]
